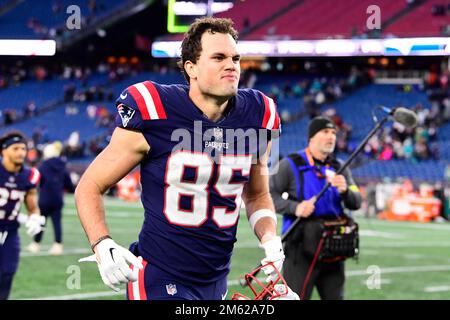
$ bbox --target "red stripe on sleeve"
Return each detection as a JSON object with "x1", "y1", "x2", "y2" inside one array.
[
  {"x1": 29, "y1": 168, "x2": 41, "y2": 185},
  {"x1": 127, "y1": 85, "x2": 151, "y2": 120},
  {"x1": 273, "y1": 103, "x2": 280, "y2": 130},
  {"x1": 260, "y1": 92, "x2": 271, "y2": 129},
  {"x1": 143, "y1": 81, "x2": 167, "y2": 119},
  {"x1": 36, "y1": 169, "x2": 41, "y2": 184},
  {"x1": 28, "y1": 169, "x2": 35, "y2": 184}
]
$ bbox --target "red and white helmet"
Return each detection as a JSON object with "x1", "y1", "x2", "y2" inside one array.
[{"x1": 231, "y1": 262, "x2": 299, "y2": 300}]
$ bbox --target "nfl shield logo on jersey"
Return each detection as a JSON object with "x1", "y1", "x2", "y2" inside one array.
[
  {"x1": 117, "y1": 103, "x2": 135, "y2": 127},
  {"x1": 166, "y1": 283, "x2": 177, "y2": 296},
  {"x1": 213, "y1": 127, "x2": 223, "y2": 140}
]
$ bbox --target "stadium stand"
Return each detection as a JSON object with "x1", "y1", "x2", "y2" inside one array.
[
  {"x1": 157, "y1": 0, "x2": 449, "y2": 41},
  {"x1": 214, "y1": 0, "x2": 301, "y2": 34},
  {"x1": 194, "y1": 0, "x2": 450, "y2": 40},
  {"x1": 241, "y1": 0, "x2": 408, "y2": 39},
  {"x1": 384, "y1": 0, "x2": 450, "y2": 37},
  {"x1": 0, "y1": 0, "x2": 126, "y2": 39}
]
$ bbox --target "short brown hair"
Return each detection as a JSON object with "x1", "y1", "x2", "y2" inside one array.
[{"x1": 178, "y1": 17, "x2": 238, "y2": 83}]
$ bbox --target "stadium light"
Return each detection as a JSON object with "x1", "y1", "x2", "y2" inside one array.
[
  {"x1": 167, "y1": 0, "x2": 189, "y2": 33},
  {"x1": 172, "y1": 1, "x2": 233, "y2": 15},
  {"x1": 167, "y1": 0, "x2": 234, "y2": 33},
  {"x1": 0, "y1": 40, "x2": 56, "y2": 56}
]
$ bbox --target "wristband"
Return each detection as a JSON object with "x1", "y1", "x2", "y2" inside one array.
[
  {"x1": 90, "y1": 235, "x2": 111, "y2": 252},
  {"x1": 249, "y1": 209, "x2": 277, "y2": 231}
]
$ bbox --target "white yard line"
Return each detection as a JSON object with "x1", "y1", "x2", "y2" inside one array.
[
  {"x1": 20, "y1": 248, "x2": 91, "y2": 257},
  {"x1": 360, "y1": 220, "x2": 450, "y2": 232},
  {"x1": 64, "y1": 195, "x2": 140, "y2": 206},
  {"x1": 361, "y1": 242, "x2": 450, "y2": 248},
  {"x1": 26, "y1": 290, "x2": 126, "y2": 300},
  {"x1": 403, "y1": 254, "x2": 425, "y2": 260},
  {"x1": 359, "y1": 230, "x2": 404, "y2": 239},
  {"x1": 424, "y1": 286, "x2": 450, "y2": 293},
  {"x1": 63, "y1": 209, "x2": 142, "y2": 218}
]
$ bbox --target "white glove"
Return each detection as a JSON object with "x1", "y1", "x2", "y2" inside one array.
[
  {"x1": 260, "y1": 236, "x2": 285, "y2": 282},
  {"x1": 24, "y1": 214, "x2": 45, "y2": 237},
  {"x1": 79, "y1": 238, "x2": 144, "y2": 292},
  {"x1": 272, "y1": 284, "x2": 300, "y2": 300}
]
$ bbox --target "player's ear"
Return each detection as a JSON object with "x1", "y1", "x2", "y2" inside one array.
[{"x1": 184, "y1": 60, "x2": 197, "y2": 80}]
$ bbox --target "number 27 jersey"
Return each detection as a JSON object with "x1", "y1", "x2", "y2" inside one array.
[
  {"x1": 0, "y1": 163, "x2": 40, "y2": 231},
  {"x1": 115, "y1": 81, "x2": 280, "y2": 284}
]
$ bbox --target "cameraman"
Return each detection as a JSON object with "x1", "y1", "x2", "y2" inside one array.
[{"x1": 270, "y1": 116, "x2": 361, "y2": 300}]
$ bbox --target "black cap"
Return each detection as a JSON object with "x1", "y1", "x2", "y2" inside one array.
[{"x1": 308, "y1": 116, "x2": 336, "y2": 140}]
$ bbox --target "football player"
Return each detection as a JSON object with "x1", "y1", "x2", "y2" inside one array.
[
  {"x1": 77, "y1": 17, "x2": 285, "y2": 300},
  {"x1": 0, "y1": 131, "x2": 44, "y2": 300}
]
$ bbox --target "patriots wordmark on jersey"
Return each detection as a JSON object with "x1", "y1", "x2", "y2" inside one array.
[
  {"x1": 0, "y1": 164, "x2": 40, "y2": 231},
  {"x1": 115, "y1": 80, "x2": 280, "y2": 284}
]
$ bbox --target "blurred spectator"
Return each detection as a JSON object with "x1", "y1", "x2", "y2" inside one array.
[
  {"x1": 27, "y1": 141, "x2": 75, "y2": 255},
  {"x1": 243, "y1": 17, "x2": 250, "y2": 31},
  {"x1": 403, "y1": 138, "x2": 414, "y2": 161},
  {"x1": 323, "y1": 108, "x2": 352, "y2": 152},
  {"x1": 379, "y1": 143, "x2": 394, "y2": 161},
  {"x1": 414, "y1": 138, "x2": 429, "y2": 160},
  {"x1": 314, "y1": 90, "x2": 325, "y2": 105},
  {"x1": 32, "y1": 127, "x2": 43, "y2": 145},
  {"x1": 52, "y1": 1, "x2": 63, "y2": 14},
  {"x1": 65, "y1": 131, "x2": 84, "y2": 158},
  {"x1": 88, "y1": 138, "x2": 102, "y2": 155},
  {"x1": 365, "y1": 181, "x2": 378, "y2": 217},
  {"x1": 34, "y1": 66, "x2": 47, "y2": 81},
  {"x1": 292, "y1": 81, "x2": 305, "y2": 97},
  {"x1": 65, "y1": 104, "x2": 79, "y2": 115},
  {"x1": 268, "y1": 84, "x2": 281, "y2": 101},
  {"x1": 88, "y1": 0, "x2": 97, "y2": 14},
  {"x1": 95, "y1": 105, "x2": 114, "y2": 128},
  {"x1": 429, "y1": 142, "x2": 440, "y2": 160},
  {"x1": 87, "y1": 104, "x2": 97, "y2": 119},
  {"x1": 26, "y1": 147, "x2": 40, "y2": 166},
  {"x1": 431, "y1": 4, "x2": 446, "y2": 16},
  {"x1": 23, "y1": 102, "x2": 37, "y2": 118},
  {"x1": 63, "y1": 83, "x2": 76, "y2": 102},
  {"x1": 4, "y1": 109, "x2": 17, "y2": 125}
]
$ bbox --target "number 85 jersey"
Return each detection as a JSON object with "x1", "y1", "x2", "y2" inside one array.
[{"x1": 115, "y1": 81, "x2": 280, "y2": 284}]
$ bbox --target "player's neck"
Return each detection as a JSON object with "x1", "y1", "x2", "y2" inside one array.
[
  {"x1": 2, "y1": 159, "x2": 21, "y2": 173},
  {"x1": 189, "y1": 90, "x2": 229, "y2": 122}
]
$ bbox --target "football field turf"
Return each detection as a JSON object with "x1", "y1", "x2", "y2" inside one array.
[{"x1": 9, "y1": 195, "x2": 450, "y2": 300}]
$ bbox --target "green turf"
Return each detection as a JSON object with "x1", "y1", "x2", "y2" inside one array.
[{"x1": 9, "y1": 195, "x2": 450, "y2": 300}]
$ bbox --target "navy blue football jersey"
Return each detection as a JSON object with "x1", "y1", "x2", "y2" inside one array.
[
  {"x1": 0, "y1": 162, "x2": 40, "y2": 231},
  {"x1": 115, "y1": 81, "x2": 280, "y2": 284}
]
